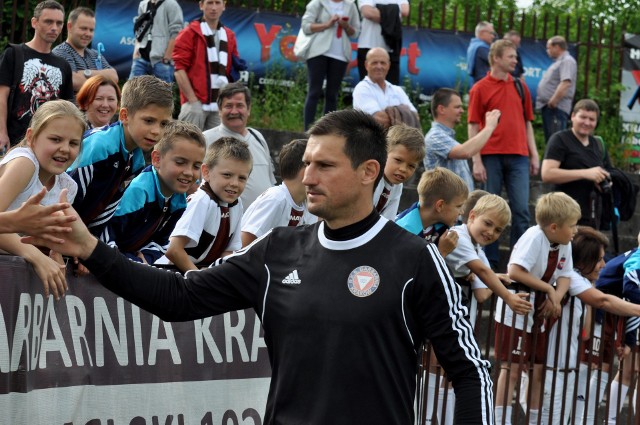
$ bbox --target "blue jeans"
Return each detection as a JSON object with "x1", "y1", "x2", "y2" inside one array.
[
  {"x1": 541, "y1": 106, "x2": 569, "y2": 143},
  {"x1": 129, "y1": 57, "x2": 174, "y2": 83},
  {"x1": 304, "y1": 55, "x2": 348, "y2": 130},
  {"x1": 482, "y1": 154, "x2": 531, "y2": 269}
]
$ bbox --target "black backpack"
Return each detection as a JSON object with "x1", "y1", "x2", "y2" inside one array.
[
  {"x1": 601, "y1": 167, "x2": 639, "y2": 223},
  {"x1": 594, "y1": 136, "x2": 639, "y2": 223},
  {"x1": 595, "y1": 136, "x2": 639, "y2": 253},
  {"x1": 133, "y1": 0, "x2": 164, "y2": 43}
]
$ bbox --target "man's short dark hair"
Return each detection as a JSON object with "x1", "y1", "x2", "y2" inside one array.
[
  {"x1": 308, "y1": 110, "x2": 387, "y2": 187},
  {"x1": 279, "y1": 139, "x2": 307, "y2": 180},
  {"x1": 431, "y1": 88, "x2": 460, "y2": 118},
  {"x1": 572, "y1": 99, "x2": 600, "y2": 119},
  {"x1": 549, "y1": 35, "x2": 568, "y2": 51},
  {"x1": 68, "y1": 6, "x2": 95, "y2": 24},
  {"x1": 217, "y1": 82, "x2": 251, "y2": 108},
  {"x1": 34, "y1": 0, "x2": 64, "y2": 19}
]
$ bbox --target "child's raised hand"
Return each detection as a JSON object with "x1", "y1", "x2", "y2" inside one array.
[
  {"x1": 436, "y1": 229, "x2": 458, "y2": 258},
  {"x1": 506, "y1": 292, "x2": 531, "y2": 315},
  {"x1": 31, "y1": 251, "x2": 67, "y2": 300},
  {"x1": 617, "y1": 344, "x2": 631, "y2": 361}
]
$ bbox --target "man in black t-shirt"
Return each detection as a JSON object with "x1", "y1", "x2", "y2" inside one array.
[
  {"x1": 541, "y1": 99, "x2": 611, "y2": 228},
  {"x1": 28, "y1": 110, "x2": 495, "y2": 425},
  {"x1": 0, "y1": 0, "x2": 74, "y2": 150}
]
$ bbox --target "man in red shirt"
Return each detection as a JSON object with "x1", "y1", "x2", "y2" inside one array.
[
  {"x1": 467, "y1": 39, "x2": 539, "y2": 269},
  {"x1": 172, "y1": 0, "x2": 240, "y2": 131}
]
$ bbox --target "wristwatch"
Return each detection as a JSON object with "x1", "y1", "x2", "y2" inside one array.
[{"x1": 83, "y1": 69, "x2": 92, "y2": 78}]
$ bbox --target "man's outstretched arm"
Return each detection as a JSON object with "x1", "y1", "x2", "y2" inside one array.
[{"x1": 23, "y1": 192, "x2": 257, "y2": 321}]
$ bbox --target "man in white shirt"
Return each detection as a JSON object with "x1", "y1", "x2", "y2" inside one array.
[
  {"x1": 357, "y1": 0, "x2": 409, "y2": 84},
  {"x1": 352, "y1": 47, "x2": 417, "y2": 128},
  {"x1": 203, "y1": 82, "x2": 276, "y2": 208}
]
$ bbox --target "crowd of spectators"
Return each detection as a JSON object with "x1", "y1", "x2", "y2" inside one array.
[{"x1": 1, "y1": 1, "x2": 638, "y2": 424}]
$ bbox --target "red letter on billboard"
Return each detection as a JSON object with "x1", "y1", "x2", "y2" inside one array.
[
  {"x1": 254, "y1": 23, "x2": 282, "y2": 62},
  {"x1": 346, "y1": 41, "x2": 358, "y2": 74},
  {"x1": 280, "y1": 35, "x2": 298, "y2": 62},
  {"x1": 407, "y1": 42, "x2": 421, "y2": 75}
]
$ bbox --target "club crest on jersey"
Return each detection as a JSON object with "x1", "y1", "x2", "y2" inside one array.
[
  {"x1": 347, "y1": 266, "x2": 380, "y2": 297},
  {"x1": 557, "y1": 256, "x2": 566, "y2": 270}
]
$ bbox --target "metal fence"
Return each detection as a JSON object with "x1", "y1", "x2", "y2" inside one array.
[{"x1": 416, "y1": 289, "x2": 639, "y2": 424}]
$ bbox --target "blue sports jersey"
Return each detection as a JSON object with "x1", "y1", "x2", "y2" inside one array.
[
  {"x1": 395, "y1": 202, "x2": 449, "y2": 244},
  {"x1": 102, "y1": 165, "x2": 187, "y2": 264},
  {"x1": 68, "y1": 122, "x2": 146, "y2": 237},
  {"x1": 595, "y1": 248, "x2": 640, "y2": 345}
]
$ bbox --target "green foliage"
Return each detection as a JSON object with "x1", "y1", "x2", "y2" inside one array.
[
  {"x1": 248, "y1": 61, "x2": 307, "y2": 132},
  {"x1": 591, "y1": 91, "x2": 634, "y2": 169}
]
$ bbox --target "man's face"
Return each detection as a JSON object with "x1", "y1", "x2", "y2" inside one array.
[
  {"x1": 220, "y1": 92, "x2": 251, "y2": 133},
  {"x1": 506, "y1": 34, "x2": 521, "y2": 48},
  {"x1": 479, "y1": 25, "x2": 496, "y2": 44},
  {"x1": 68, "y1": 13, "x2": 95, "y2": 50},
  {"x1": 200, "y1": 0, "x2": 225, "y2": 23},
  {"x1": 365, "y1": 50, "x2": 390, "y2": 85},
  {"x1": 546, "y1": 42, "x2": 561, "y2": 59},
  {"x1": 32, "y1": 8, "x2": 64, "y2": 46},
  {"x1": 302, "y1": 134, "x2": 365, "y2": 227},
  {"x1": 492, "y1": 47, "x2": 518, "y2": 74},
  {"x1": 438, "y1": 95, "x2": 463, "y2": 127},
  {"x1": 571, "y1": 109, "x2": 598, "y2": 139}
]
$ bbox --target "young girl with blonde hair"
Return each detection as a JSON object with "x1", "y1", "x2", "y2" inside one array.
[{"x1": 0, "y1": 100, "x2": 86, "y2": 299}]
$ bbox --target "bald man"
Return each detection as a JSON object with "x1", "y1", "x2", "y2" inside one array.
[{"x1": 352, "y1": 47, "x2": 417, "y2": 128}]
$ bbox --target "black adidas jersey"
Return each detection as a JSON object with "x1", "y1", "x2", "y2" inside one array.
[{"x1": 85, "y1": 216, "x2": 494, "y2": 424}]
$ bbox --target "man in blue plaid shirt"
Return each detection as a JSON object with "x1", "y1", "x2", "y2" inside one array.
[{"x1": 424, "y1": 87, "x2": 501, "y2": 192}]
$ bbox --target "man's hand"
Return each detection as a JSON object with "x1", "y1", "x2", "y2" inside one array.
[
  {"x1": 373, "y1": 111, "x2": 391, "y2": 128},
  {"x1": 506, "y1": 292, "x2": 532, "y2": 315},
  {"x1": 21, "y1": 191, "x2": 98, "y2": 260},
  {"x1": 530, "y1": 155, "x2": 540, "y2": 176},
  {"x1": 11, "y1": 188, "x2": 76, "y2": 243},
  {"x1": 436, "y1": 229, "x2": 458, "y2": 258},
  {"x1": 584, "y1": 166, "x2": 610, "y2": 184},
  {"x1": 484, "y1": 109, "x2": 501, "y2": 131},
  {"x1": 472, "y1": 159, "x2": 487, "y2": 182}
]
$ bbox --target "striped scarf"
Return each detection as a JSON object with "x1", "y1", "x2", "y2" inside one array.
[{"x1": 200, "y1": 21, "x2": 229, "y2": 112}]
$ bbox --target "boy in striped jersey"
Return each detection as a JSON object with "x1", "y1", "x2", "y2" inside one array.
[
  {"x1": 165, "y1": 136, "x2": 251, "y2": 272},
  {"x1": 373, "y1": 124, "x2": 424, "y2": 219}
]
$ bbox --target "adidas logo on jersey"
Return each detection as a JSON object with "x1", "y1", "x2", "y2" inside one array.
[{"x1": 282, "y1": 270, "x2": 301, "y2": 285}]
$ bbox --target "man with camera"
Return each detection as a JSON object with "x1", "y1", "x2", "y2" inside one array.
[{"x1": 541, "y1": 99, "x2": 611, "y2": 228}]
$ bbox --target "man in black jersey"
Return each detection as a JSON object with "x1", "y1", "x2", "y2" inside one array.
[{"x1": 28, "y1": 110, "x2": 495, "y2": 424}]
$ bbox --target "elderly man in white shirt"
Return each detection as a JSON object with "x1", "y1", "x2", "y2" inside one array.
[{"x1": 352, "y1": 47, "x2": 417, "y2": 128}]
